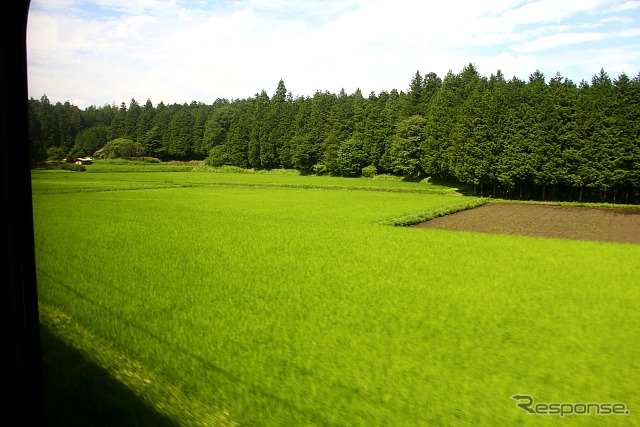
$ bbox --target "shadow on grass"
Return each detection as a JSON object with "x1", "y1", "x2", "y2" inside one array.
[{"x1": 40, "y1": 325, "x2": 179, "y2": 427}]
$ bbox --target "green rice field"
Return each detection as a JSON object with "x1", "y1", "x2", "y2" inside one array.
[{"x1": 32, "y1": 164, "x2": 640, "y2": 426}]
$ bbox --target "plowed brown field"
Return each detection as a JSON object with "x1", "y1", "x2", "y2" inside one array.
[{"x1": 412, "y1": 202, "x2": 640, "y2": 244}]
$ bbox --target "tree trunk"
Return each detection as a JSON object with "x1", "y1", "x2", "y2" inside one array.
[
  {"x1": 579, "y1": 186, "x2": 584, "y2": 202},
  {"x1": 416, "y1": 163, "x2": 429, "y2": 180},
  {"x1": 541, "y1": 184, "x2": 547, "y2": 201}
]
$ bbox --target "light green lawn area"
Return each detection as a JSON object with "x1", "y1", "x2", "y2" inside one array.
[{"x1": 32, "y1": 170, "x2": 640, "y2": 426}]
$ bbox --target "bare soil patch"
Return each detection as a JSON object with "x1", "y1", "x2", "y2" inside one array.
[{"x1": 412, "y1": 203, "x2": 640, "y2": 244}]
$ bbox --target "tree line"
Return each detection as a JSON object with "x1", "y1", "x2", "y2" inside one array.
[{"x1": 29, "y1": 64, "x2": 640, "y2": 203}]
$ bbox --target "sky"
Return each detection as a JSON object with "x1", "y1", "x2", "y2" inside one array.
[{"x1": 27, "y1": 0, "x2": 640, "y2": 109}]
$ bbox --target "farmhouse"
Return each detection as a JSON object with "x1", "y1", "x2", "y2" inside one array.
[{"x1": 74, "y1": 157, "x2": 93, "y2": 165}]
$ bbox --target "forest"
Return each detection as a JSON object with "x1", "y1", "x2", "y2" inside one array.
[{"x1": 28, "y1": 64, "x2": 640, "y2": 203}]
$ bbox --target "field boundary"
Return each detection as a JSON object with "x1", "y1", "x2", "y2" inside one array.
[
  {"x1": 31, "y1": 183, "x2": 199, "y2": 195},
  {"x1": 39, "y1": 304, "x2": 238, "y2": 427},
  {"x1": 376, "y1": 198, "x2": 489, "y2": 226},
  {"x1": 197, "y1": 181, "x2": 461, "y2": 195},
  {"x1": 489, "y1": 198, "x2": 640, "y2": 210},
  {"x1": 32, "y1": 180, "x2": 462, "y2": 196}
]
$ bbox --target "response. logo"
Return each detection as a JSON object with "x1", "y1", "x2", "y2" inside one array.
[{"x1": 510, "y1": 394, "x2": 630, "y2": 417}]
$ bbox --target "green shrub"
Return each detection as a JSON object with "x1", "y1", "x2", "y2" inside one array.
[
  {"x1": 94, "y1": 138, "x2": 138, "y2": 159},
  {"x1": 204, "y1": 145, "x2": 232, "y2": 167},
  {"x1": 337, "y1": 135, "x2": 368, "y2": 177},
  {"x1": 59, "y1": 163, "x2": 86, "y2": 172},
  {"x1": 291, "y1": 136, "x2": 317, "y2": 173},
  {"x1": 361, "y1": 165, "x2": 377, "y2": 178},
  {"x1": 312, "y1": 163, "x2": 328, "y2": 175},
  {"x1": 47, "y1": 147, "x2": 67, "y2": 162},
  {"x1": 134, "y1": 156, "x2": 162, "y2": 163}
]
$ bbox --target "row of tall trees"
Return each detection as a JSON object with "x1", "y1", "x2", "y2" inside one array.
[
  {"x1": 28, "y1": 65, "x2": 640, "y2": 203},
  {"x1": 29, "y1": 96, "x2": 216, "y2": 161}
]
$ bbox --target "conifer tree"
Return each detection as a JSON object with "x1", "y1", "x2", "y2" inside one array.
[
  {"x1": 249, "y1": 90, "x2": 270, "y2": 168},
  {"x1": 109, "y1": 102, "x2": 127, "y2": 140},
  {"x1": 388, "y1": 115, "x2": 428, "y2": 179},
  {"x1": 125, "y1": 98, "x2": 141, "y2": 141}
]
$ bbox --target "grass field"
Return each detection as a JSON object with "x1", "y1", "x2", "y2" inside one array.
[{"x1": 32, "y1": 164, "x2": 640, "y2": 426}]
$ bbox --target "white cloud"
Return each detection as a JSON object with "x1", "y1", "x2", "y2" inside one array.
[
  {"x1": 518, "y1": 32, "x2": 607, "y2": 52},
  {"x1": 517, "y1": 27, "x2": 640, "y2": 53},
  {"x1": 27, "y1": 0, "x2": 640, "y2": 108},
  {"x1": 606, "y1": 0, "x2": 640, "y2": 12}
]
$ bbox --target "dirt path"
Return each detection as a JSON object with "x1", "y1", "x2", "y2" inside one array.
[{"x1": 412, "y1": 203, "x2": 640, "y2": 245}]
